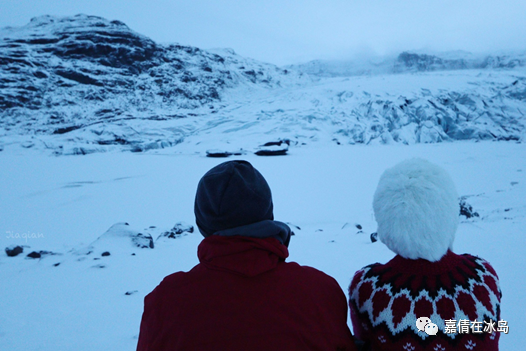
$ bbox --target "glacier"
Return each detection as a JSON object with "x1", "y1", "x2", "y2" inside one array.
[{"x1": 1, "y1": 15, "x2": 525, "y2": 155}]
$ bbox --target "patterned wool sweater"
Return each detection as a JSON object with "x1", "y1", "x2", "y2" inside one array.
[{"x1": 349, "y1": 251, "x2": 502, "y2": 351}]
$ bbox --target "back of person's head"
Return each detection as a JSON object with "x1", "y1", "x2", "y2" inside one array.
[
  {"x1": 194, "y1": 160, "x2": 274, "y2": 237},
  {"x1": 373, "y1": 158, "x2": 459, "y2": 262}
]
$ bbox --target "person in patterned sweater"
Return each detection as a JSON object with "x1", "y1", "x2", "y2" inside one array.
[{"x1": 349, "y1": 159, "x2": 502, "y2": 351}]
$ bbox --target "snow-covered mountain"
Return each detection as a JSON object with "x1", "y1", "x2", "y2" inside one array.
[
  {"x1": 288, "y1": 51, "x2": 526, "y2": 77},
  {"x1": 1, "y1": 15, "x2": 525, "y2": 155},
  {"x1": 0, "y1": 14, "x2": 306, "y2": 153}
]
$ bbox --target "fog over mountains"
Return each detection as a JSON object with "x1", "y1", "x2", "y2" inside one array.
[
  {"x1": 288, "y1": 51, "x2": 526, "y2": 77},
  {"x1": 1, "y1": 14, "x2": 525, "y2": 155}
]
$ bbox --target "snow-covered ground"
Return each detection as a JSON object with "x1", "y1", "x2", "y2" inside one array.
[{"x1": 1, "y1": 141, "x2": 524, "y2": 350}]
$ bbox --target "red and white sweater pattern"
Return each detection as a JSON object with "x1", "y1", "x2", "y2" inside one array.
[{"x1": 349, "y1": 251, "x2": 502, "y2": 351}]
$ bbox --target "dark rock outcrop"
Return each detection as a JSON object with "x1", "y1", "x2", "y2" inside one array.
[
  {"x1": 394, "y1": 52, "x2": 469, "y2": 72},
  {"x1": 5, "y1": 245, "x2": 24, "y2": 257},
  {"x1": 158, "y1": 222, "x2": 194, "y2": 240},
  {"x1": 132, "y1": 233, "x2": 154, "y2": 249},
  {"x1": 26, "y1": 250, "x2": 57, "y2": 259},
  {"x1": 460, "y1": 198, "x2": 480, "y2": 219},
  {"x1": 255, "y1": 142, "x2": 289, "y2": 156},
  {"x1": 206, "y1": 149, "x2": 244, "y2": 158}
]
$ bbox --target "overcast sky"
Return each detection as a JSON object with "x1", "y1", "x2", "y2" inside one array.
[{"x1": 1, "y1": 0, "x2": 526, "y2": 66}]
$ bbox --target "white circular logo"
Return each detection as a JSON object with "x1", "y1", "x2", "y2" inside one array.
[
  {"x1": 425, "y1": 323, "x2": 439, "y2": 336},
  {"x1": 416, "y1": 317, "x2": 431, "y2": 332}
]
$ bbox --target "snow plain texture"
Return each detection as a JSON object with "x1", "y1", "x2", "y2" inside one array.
[{"x1": 1, "y1": 143, "x2": 525, "y2": 350}]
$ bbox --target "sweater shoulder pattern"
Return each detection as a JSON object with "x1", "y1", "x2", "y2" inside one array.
[{"x1": 349, "y1": 252, "x2": 502, "y2": 350}]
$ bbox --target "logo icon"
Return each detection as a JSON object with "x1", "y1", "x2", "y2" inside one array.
[
  {"x1": 416, "y1": 317, "x2": 431, "y2": 332},
  {"x1": 425, "y1": 323, "x2": 439, "y2": 335},
  {"x1": 416, "y1": 317, "x2": 438, "y2": 336}
]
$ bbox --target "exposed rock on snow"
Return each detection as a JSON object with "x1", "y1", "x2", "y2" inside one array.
[
  {"x1": 255, "y1": 144, "x2": 288, "y2": 156},
  {"x1": 206, "y1": 149, "x2": 244, "y2": 158},
  {"x1": 86, "y1": 222, "x2": 154, "y2": 255},
  {"x1": 68, "y1": 221, "x2": 196, "y2": 261},
  {"x1": 261, "y1": 140, "x2": 291, "y2": 147},
  {"x1": 253, "y1": 140, "x2": 291, "y2": 156},
  {"x1": 5, "y1": 245, "x2": 24, "y2": 257},
  {"x1": 370, "y1": 232, "x2": 378, "y2": 243},
  {"x1": 157, "y1": 222, "x2": 194, "y2": 240},
  {"x1": 460, "y1": 197, "x2": 480, "y2": 219},
  {"x1": 26, "y1": 250, "x2": 58, "y2": 259},
  {"x1": 132, "y1": 233, "x2": 154, "y2": 249}
]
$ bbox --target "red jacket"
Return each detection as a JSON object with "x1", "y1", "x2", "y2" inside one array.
[{"x1": 137, "y1": 235, "x2": 357, "y2": 351}]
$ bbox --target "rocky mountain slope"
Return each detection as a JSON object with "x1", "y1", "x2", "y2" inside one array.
[
  {"x1": 0, "y1": 15, "x2": 525, "y2": 155},
  {"x1": 0, "y1": 14, "x2": 305, "y2": 152}
]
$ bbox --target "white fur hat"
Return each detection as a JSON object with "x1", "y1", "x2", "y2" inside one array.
[{"x1": 373, "y1": 158, "x2": 459, "y2": 262}]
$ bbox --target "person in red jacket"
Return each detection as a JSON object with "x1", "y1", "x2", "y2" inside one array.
[
  {"x1": 349, "y1": 159, "x2": 502, "y2": 351},
  {"x1": 137, "y1": 160, "x2": 357, "y2": 351}
]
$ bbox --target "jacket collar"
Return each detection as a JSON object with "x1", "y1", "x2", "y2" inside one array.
[
  {"x1": 213, "y1": 220, "x2": 291, "y2": 247},
  {"x1": 197, "y1": 235, "x2": 289, "y2": 277}
]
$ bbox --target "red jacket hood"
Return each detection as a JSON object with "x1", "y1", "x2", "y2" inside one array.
[{"x1": 197, "y1": 235, "x2": 289, "y2": 277}]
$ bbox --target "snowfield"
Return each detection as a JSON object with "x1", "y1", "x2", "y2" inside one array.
[{"x1": 0, "y1": 141, "x2": 524, "y2": 350}]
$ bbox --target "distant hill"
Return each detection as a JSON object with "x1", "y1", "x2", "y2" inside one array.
[{"x1": 287, "y1": 51, "x2": 526, "y2": 77}]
